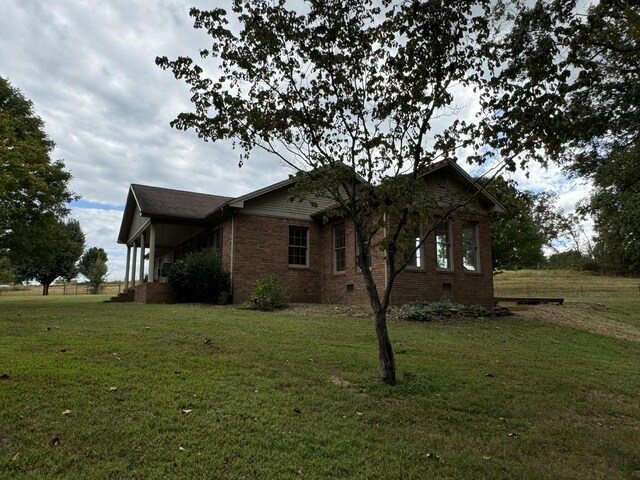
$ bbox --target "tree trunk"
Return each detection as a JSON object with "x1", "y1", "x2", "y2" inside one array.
[
  {"x1": 374, "y1": 308, "x2": 396, "y2": 385},
  {"x1": 42, "y1": 283, "x2": 49, "y2": 296}
]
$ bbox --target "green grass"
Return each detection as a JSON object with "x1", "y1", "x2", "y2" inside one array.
[
  {"x1": 1, "y1": 295, "x2": 639, "y2": 479},
  {"x1": 494, "y1": 269, "x2": 640, "y2": 300}
]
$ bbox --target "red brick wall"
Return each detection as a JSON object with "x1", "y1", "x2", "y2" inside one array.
[
  {"x1": 230, "y1": 213, "x2": 322, "y2": 303},
  {"x1": 134, "y1": 282, "x2": 176, "y2": 304},
  {"x1": 390, "y1": 214, "x2": 495, "y2": 307},
  {"x1": 227, "y1": 212, "x2": 495, "y2": 307}
]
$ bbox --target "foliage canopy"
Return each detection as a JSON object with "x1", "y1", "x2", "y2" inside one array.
[{"x1": 0, "y1": 76, "x2": 76, "y2": 255}]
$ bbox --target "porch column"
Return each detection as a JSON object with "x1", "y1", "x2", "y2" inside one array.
[
  {"x1": 148, "y1": 223, "x2": 157, "y2": 282},
  {"x1": 124, "y1": 245, "x2": 131, "y2": 290},
  {"x1": 139, "y1": 232, "x2": 146, "y2": 282},
  {"x1": 131, "y1": 240, "x2": 138, "y2": 287}
]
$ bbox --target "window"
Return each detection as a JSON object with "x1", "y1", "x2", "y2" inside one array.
[
  {"x1": 333, "y1": 223, "x2": 346, "y2": 272},
  {"x1": 435, "y1": 220, "x2": 452, "y2": 270},
  {"x1": 212, "y1": 228, "x2": 222, "y2": 253},
  {"x1": 355, "y1": 232, "x2": 372, "y2": 270},
  {"x1": 288, "y1": 226, "x2": 308, "y2": 266},
  {"x1": 462, "y1": 221, "x2": 479, "y2": 271},
  {"x1": 405, "y1": 231, "x2": 422, "y2": 268}
]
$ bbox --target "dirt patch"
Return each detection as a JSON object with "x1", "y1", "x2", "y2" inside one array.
[
  {"x1": 516, "y1": 303, "x2": 640, "y2": 343},
  {"x1": 330, "y1": 375, "x2": 353, "y2": 387}
]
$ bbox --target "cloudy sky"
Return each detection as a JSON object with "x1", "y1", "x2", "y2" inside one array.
[{"x1": 1, "y1": 0, "x2": 592, "y2": 280}]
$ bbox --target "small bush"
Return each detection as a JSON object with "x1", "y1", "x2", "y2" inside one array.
[
  {"x1": 168, "y1": 250, "x2": 230, "y2": 304},
  {"x1": 247, "y1": 274, "x2": 291, "y2": 310}
]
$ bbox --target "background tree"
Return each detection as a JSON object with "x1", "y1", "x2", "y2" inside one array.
[
  {"x1": 157, "y1": 0, "x2": 533, "y2": 384},
  {"x1": 483, "y1": 178, "x2": 545, "y2": 269},
  {"x1": 490, "y1": 1, "x2": 639, "y2": 272},
  {"x1": 0, "y1": 76, "x2": 77, "y2": 259},
  {"x1": 79, "y1": 247, "x2": 109, "y2": 293},
  {"x1": 582, "y1": 144, "x2": 640, "y2": 275},
  {"x1": 13, "y1": 219, "x2": 85, "y2": 295},
  {"x1": 0, "y1": 255, "x2": 14, "y2": 284}
]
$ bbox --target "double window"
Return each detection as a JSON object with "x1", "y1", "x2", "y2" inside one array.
[
  {"x1": 333, "y1": 223, "x2": 346, "y2": 273},
  {"x1": 288, "y1": 226, "x2": 309, "y2": 266}
]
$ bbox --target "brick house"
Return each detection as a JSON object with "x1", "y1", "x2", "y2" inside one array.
[{"x1": 116, "y1": 159, "x2": 504, "y2": 306}]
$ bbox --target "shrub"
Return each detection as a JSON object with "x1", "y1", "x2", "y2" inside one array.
[
  {"x1": 168, "y1": 250, "x2": 230, "y2": 303},
  {"x1": 391, "y1": 300, "x2": 508, "y2": 322},
  {"x1": 247, "y1": 274, "x2": 291, "y2": 310}
]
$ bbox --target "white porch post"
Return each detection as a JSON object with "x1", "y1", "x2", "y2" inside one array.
[
  {"x1": 131, "y1": 240, "x2": 138, "y2": 287},
  {"x1": 149, "y1": 223, "x2": 157, "y2": 282},
  {"x1": 124, "y1": 245, "x2": 131, "y2": 290},
  {"x1": 139, "y1": 232, "x2": 146, "y2": 282}
]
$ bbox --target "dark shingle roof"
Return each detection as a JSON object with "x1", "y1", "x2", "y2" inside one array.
[{"x1": 131, "y1": 184, "x2": 232, "y2": 219}]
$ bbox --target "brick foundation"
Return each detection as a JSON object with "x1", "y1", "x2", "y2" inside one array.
[{"x1": 134, "y1": 282, "x2": 177, "y2": 304}]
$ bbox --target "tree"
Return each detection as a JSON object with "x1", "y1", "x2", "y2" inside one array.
[
  {"x1": 488, "y1": 1, "x2": 639, "y2": 169},
  {"x1": 582, "y1": 143, "x2": 640, "y2": 275},
  {"x1": 0, "y1": 77, "x2": 77, "y2": 258},
  {"x1": 79, "y1": 247, "x2": 109, "y2": 293},
  {"x1": 0, "y1": 255, "x2": 14, "y2": 284},
  {"x1": 13, "y1": 219, "x2": 85, "y2": 295},
  {"x1": 483, "y1": 178, "x2": 545, "y2": 269},
  {"x1": 491, "y1": 1, "x2": 639, "y2": 274},
  {"x1": 157, "y1": 1, "x2": 537, "y2": 384}
]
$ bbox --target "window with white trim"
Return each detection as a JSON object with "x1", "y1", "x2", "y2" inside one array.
[
  {"x1": 462, "y1": 221, "x2": 479, "y2": 271},
  {"x1": 435, "y1": 220, "x2": 452, "y2": 270},
  {"x1": 288, "y1": 226, "x2": 308, "y2": 266},
  {"x1": 333, "y1": 223, "x2": 346, "y2": 273}
]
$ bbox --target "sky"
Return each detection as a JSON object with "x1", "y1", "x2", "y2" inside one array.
[{"x1": 0, "y1": 0, "x2": 592, "y2": 280}]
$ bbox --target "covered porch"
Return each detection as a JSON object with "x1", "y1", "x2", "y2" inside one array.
[{"x1": 115, "y1": 184, "x2": 232, "y2": 303}]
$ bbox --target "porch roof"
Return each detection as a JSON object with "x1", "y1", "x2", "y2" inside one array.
[{"x1": 117, "y1": 184, "x2": 232, "y2": 245}]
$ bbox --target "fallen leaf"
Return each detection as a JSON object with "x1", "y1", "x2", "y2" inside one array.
[
  {"x1": 508, "y1": 432, "x2": 518, "y2": 437},
  {"x1": 109, "y1": 386, "x2": 117, "y2": 391},
  {"x1": 356, "y1": 411, "x2": 364, "y2": 416},
  {"x1": 12, "y1": 453, "x2": 20, "y2": 461},
  {"x1": 485, "y1": 373, "x2": 494, "y2": 378},
  {"x1": 181, "y1": 408, "x2": 193, "y2": 415},
  {"x1": 51, "y1": 436, "x2": 61, "y2": 447},
  {"x1": 62, "y1": 410, "x2": 71, "y2": 415},
  {"x1": 482, "y1": 456, "x2": 491, "y2": 460},
  {"x1": 179, "y1": 447, "x2": 186, "y2": 451}
]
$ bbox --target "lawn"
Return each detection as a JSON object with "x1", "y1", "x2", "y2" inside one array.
[{"x1": 1, "y1": 295, "x2": 639, "y2": 479}]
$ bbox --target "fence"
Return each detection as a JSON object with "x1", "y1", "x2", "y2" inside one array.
[{"x1": 0, "y1": 282, "x2": 124, "y2": 297}]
